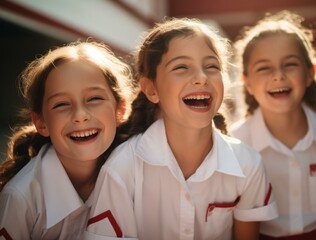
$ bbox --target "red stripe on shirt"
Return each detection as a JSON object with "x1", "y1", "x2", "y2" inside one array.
[
  {"x1": 87, "y1": 210, "x2": 123, "y2": 237},
  {"x1": 205, "y1": 196, "x2": 240, "y2": 222},
  {"x1": 264, "y1": 183, "x2": 272, "y2": 206},
  {"x1": 0, "y1": 228, "x2": 13, "y2": 240}
]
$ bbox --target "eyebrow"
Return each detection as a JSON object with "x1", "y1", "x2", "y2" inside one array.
[
  {"x1": 252, "y1": 54, "x2": 301, "y2": 66},
  {"x1": 165, "y1": 55, "x2": 219, "y2": 67},
  {"x1": 46, "y1": 86, "x2": 108, "y2": 102}
]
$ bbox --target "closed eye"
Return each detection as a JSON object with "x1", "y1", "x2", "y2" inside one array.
[
  {"x1": 52, "y1": 102, "x2": 70, "y2": 109},
  {"x1": 256, "y1": 66, "x2": 270, "y2": 72},
  {"x1": 172, "y1": 65, "x2": 188, "y2": 71},
  {"x1": 285, "y1": 62, "x2": 299, "y2": 67},
  {"x1": 205, "y1": 64, "x2": 220, "y2": 70},
  {"x1": 88, "y1": 96, "x2": 105, "y2": 102}
]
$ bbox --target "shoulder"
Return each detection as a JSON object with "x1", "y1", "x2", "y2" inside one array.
[
  {"x1": 4, "y1": 154, "x2": 42, "y2": 195},
  {"x1": 217, "y1": 131, "x2": 262, "y2": 172},
  {"x1": 224, "y1": 133, "x2": 260, "y2": 159},
  {"x1": 102, "y1": 134, "x2": 142, "y2": 181},
  {"x1": 0, "y1": 146, "x2": 49, "y2": 216},
  {"x1": 106, "y1": 134, "x2": 142, "y2": 166},
  {"x1": 229, "y1": 117, "x2": 251, "y2": 136},
  {"x1": 1, "y1": 144, "x2": 52, "y2": 199}
]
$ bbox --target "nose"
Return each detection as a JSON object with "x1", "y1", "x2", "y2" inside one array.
[
  {"x1": 272, "y1": 69, "x2": 285, "y2": 82},
  {"x1": 72, "y1": 105, "x2": 90, "y2": 123},
  {"x1": 191, "y1": 70, "x2": 207, "y2": 85}
]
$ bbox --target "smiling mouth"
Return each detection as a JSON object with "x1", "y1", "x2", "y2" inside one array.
[
  {"x1": 183, "y1": 94, "x2": 212, "y2": 108},
  {"x1": 68, "y1": 129, "x2": 99, "y2": 142},
  {"x1": 268, "y1": 87, "x2": 291, "y2": 97}
]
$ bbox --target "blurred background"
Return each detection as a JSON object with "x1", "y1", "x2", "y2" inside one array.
[{"x1": 0, "y1": 0, "x2": 315, "y2": 158}]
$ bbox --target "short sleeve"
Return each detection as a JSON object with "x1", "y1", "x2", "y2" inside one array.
[
  {"x1": 234, "y1": 156, "x2": 278, "y2": 222},
  {"x1": 0, "y1": 186, "x2": 33, "y2": 239}
]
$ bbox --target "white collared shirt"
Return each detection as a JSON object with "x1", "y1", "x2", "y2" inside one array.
[
  {"x1": 230, "y1": 105, "x2": 316, "y2": 237},
  {"x1": 86, "y1": 119, "x2": 277, "y2": 240},
  {"x1": 0, "y1": 144, "x2": 92, "y2": 240}
]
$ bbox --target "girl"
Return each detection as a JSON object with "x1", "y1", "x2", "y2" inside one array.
[
  {"x1": 85, "y1": 18, "x2": 278, "y2": 240},
  {"x1": 230, "y1": 11, "x2": 316, "y2": 239},
  {"x1": 0, "y1": 41, "x2": 136, "y2": 239}
]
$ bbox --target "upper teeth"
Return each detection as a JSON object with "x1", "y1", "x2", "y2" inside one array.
[
  {"x1": 184, "y1": 95, "x2": 210, "y2": 100},
  {"x1": 70, "y1": 129, "x2": 97, "y2": 138},
  {"x1": 269, "y1": 88, "x2": 289, "y2": 93}
]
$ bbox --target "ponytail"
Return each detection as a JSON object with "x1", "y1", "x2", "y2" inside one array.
[
  {"x1": 117, "y1": 92, "x2": 159, "y2": 142},
  {"x1": 213, "y1": 112, "x2": 228, "y2": 135},
  {"x1": 0, "y1": 124, "x2": 50, "y2": 191}
]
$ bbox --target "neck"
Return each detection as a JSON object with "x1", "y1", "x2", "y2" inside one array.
[
  {"x1": 261, "y1": 107, "x2": 308, "y2": 148},
  {"x1": 60, "y1": 158, "x2": 99, "y2": 201},
  {"x1": 165, "y1": 122, "x2": 213, "y2": 179}
]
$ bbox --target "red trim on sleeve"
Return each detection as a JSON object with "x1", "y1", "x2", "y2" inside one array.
[
  {"x1": 310, "y1": 164, "x2": 316, "y2": 177},
  {"x1": 264, "y1": 183, "x2": 272, "y2": 206},
  {"x1": 205, "y1": 196, "x2": 240, "y2": 222},
  {"x1": 87, "y1": 210, "x2": 123, "y2": 237},
  {"x1": 0, "y1": 228, "x2": 13, "y2": 240}
]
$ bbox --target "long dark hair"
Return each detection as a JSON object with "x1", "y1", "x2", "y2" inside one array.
[
  {"x1": 0, "y1": 41, "x2": 136, "y2": 191},
  {"x1": 234, "y1": 10, "x2": 316, "y2": 116},
  {"x1": 117, "y1": 17, "x2": 232, "y2": 142}
]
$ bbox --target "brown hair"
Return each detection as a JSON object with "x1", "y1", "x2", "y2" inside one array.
[
  {"x1": 0, "y1": 41, "x2": 137, "y2": 191},
  {"x1": 234, "y1": 10, "x2": 316, "y2": 116},
  {"x1": 118, "y1": 17, "x2": 232, "y2": 140}
]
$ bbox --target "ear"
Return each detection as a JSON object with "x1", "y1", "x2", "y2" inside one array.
[
  {"x1": 242, "y1": 74, "x2": 254, "y2": 95},
  {"x1": 31, "y1": 112, "x2": 50, "y2": 137},
  {"x1": 140, "y1": 77, "x2": 159, "y2": 104},
  {"x1": 306, "y1": 66, "x2": 315, "y2": 87},
  {"x1": 115, "y1": 101, "x2": 126, "y2": 126}
]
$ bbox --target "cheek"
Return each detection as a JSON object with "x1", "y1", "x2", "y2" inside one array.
[
  {"x1": 214, "y1": 81, "x2": 224, "y2": 101},
  {"x1": 100, "y1": 107, "x2": 118, "y2": 124}
]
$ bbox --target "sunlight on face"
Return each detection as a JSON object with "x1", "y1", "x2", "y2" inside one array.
[
  {"x1": 35, "y1": 60, "x2": 118, "y2": 166},
  {"x1": 153, "y1": 35, "x2": 224, "y2": 130},
  {"x1": 244, "y1": 34, "x2": 313, "y2": 116}
]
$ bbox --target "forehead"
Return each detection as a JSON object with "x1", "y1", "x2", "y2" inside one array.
[
  {"x1": 45, "y1": 61, "x2": 109, "y2": 91},
  {"x1": 249, "y1": 34, "x2": 302, "y2": 60},
  {"x1": 164, "y1": 35, "x2": 217, "y2": 59}
]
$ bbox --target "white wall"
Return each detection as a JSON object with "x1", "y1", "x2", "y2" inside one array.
[
  {"x1": 120, "y1": 0, "x2": 168, "y2": 20},
  {"x1": 0, "y1": 0, "x2": 168, "y2": 53}
]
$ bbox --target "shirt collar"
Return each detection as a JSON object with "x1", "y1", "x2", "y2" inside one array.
[
  {"x1": 293, "y1": 104, "x2": 316, "y2": 151},
  {"x1": 136, "y1": 119, "x2": 245, "y2": 181},
  {"x1": 251, "y1": 105, "x2": 316, "y2": 152},
  {"x1": 41, "y1": 145, "x2": 84, "y2": 228}
]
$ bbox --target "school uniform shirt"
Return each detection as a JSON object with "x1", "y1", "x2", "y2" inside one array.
[
  {"x1": 0, "y1": 144, "x2": 92, "y2": 240},
  {"x1": 230, "y1": 105, "x2": 316, "y2": 237},
  {"x1": 85, "y1": 118, "x2": 278, "y2": 240}
]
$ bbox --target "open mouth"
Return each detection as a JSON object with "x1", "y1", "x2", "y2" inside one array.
[
  {"x1": 183, "y1": 94, "x2": 212, "y2": 109},
  {"x1": 68, "y1": 129, "x2": 99, "y2": 142},
  {"x1": 268, "y1": 87, "x2": 291, "y2": 97}
]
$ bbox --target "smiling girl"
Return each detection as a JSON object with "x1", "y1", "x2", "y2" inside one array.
[
  {"x1": 230, "y1": 10, "x2": 316, "y2": 239},
  {"x1": 0, "y1": 41, "x2": 135, "y2": 239},
  {"x1": 84, "y1": 18, "x2": 278, "y2": 240}
]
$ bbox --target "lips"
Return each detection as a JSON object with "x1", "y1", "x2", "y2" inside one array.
[
  {"x1": 268, "y1": 87, "x2": 291, "y2": 96},
  {"x1": 68, "y1": 129, "x2": 99, "y2": 142},
  {"x1": 183, "y1": 93, "x2": 212, "y2": 109}
]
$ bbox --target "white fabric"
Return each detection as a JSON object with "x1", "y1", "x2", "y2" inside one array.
[
  {"x1": 86, "y1": 119, "x2": 278, "y2": 240},
  {"x1": 0, "y1": 144, "x2": 92, "y2": 240},
  {"x1": 230, "y1": 105, "x2": 316, "y2": 237}
]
